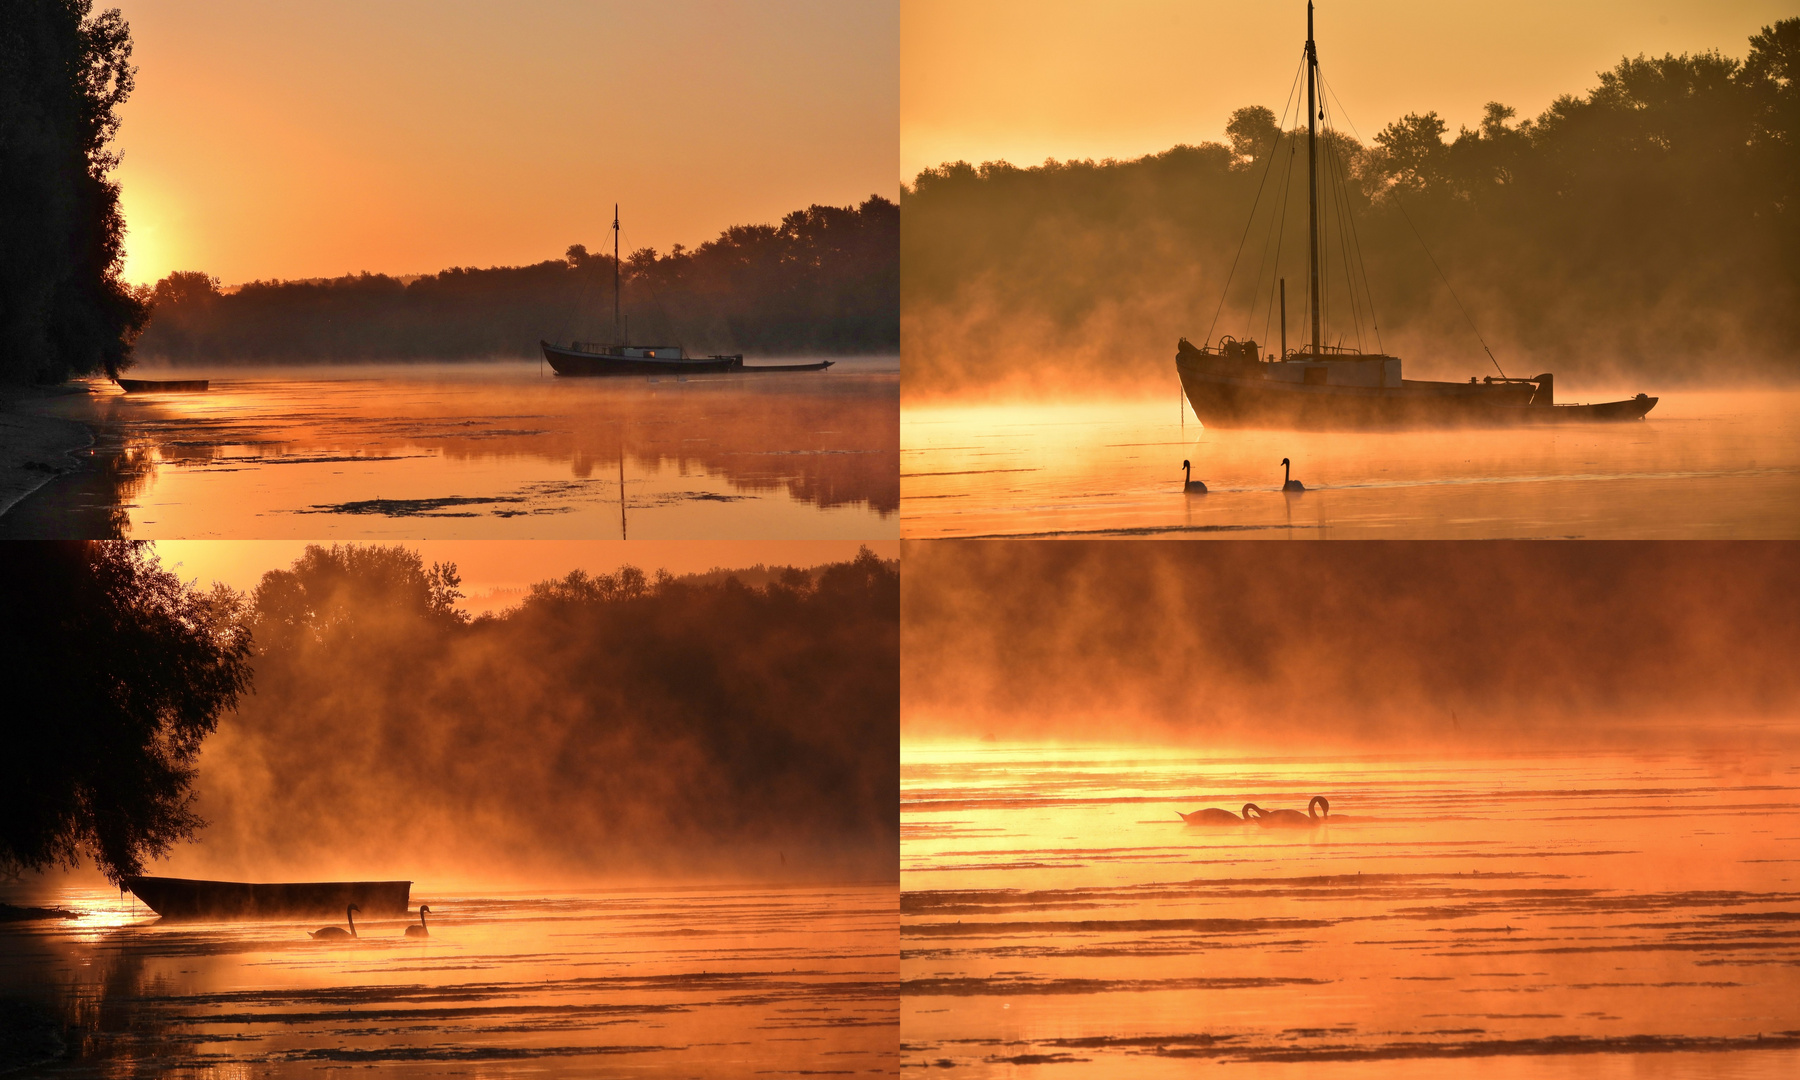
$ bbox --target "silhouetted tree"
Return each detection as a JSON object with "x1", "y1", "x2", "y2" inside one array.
[
  {"x1": 1226, "y1": 105, "x2": 1281, "y2": 164},
  {"x1": 0, "y1": 542, "x2": 252, "y2": 882},
  {"x1": 0, "y1": 2, "x2": 150, "y2": 384},
  {"x1": 251, "y1": 543, "x2": 465, "y2": 654}
]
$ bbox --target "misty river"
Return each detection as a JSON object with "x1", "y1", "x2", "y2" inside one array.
[
  {"x1": 900, "y1": 389, "x2": 1800, "y2": 538},
  {"x1": 5, "y1": 358, "x2": 898, "y2": 540},
  {"x1": 0, "y1": 882, "x2": 897, "y2": 1076},
  {"x1": 900, "y1": 743, "x2": 1800, "y2": 1077}
]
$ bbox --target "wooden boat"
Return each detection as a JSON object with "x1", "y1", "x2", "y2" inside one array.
[
  {"x1": 122, "y1": 875, "x2": 411, "y2": 919},
  {"x1": 544, "y1": 205, "x2": 832, "y2": 377},
  {"x1": 541, "y1": 341, "x2": 833, "y2": 376},
  {"x1": 1178, "y1": 340, "x2": 1656, "y2": 427},
  {"x1": 116, "y1": 377, "x2": 209, "y2": 393},
  {"x1": 1177, "y1": 3, "x2": 1655, "y2": 428}
]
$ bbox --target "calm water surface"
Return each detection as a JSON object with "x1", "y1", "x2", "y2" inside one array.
[
  {"x1": 13, "y1": 359, "x2": 896, "y2": 539},
  {"x1": 901, "y1": 744, "x2": 1800, "y2": 1076},
  {"x1": 901, "y1": 389, "x2": 1800, "y2": 538},
  {"x1": 0, "y1": 882, "x2": 897, "y2": 1076}
]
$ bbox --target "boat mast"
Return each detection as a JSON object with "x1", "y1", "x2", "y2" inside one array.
[
  {"x1": 615, "y1": 206, "x2": 622, "y2": 345},
  {"x1": 1306, "y1": 1, "x2": 1321, "y2": 356}
]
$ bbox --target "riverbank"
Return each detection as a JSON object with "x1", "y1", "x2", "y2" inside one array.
[{"x1": 0, "y1": 385, "x2": 94, "y2": 520}]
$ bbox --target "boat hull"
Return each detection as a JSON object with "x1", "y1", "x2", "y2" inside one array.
[
  {"x1": 116, "y1": 378, "x2": 209, "y2": 393},
  {"x1": 122, "y1": 875, "x2": 412, "y2": 920},
  {"x1": 540, "y1": 342, "x2": 832, "y2": 375},
  {"x1": 1177, "y1": 348, "x2": 1655, "y2": 428}
]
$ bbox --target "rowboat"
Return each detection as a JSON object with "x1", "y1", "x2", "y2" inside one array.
[
  {"x1": 121, "y1": 875, "x2": 411, "y2": 919},
  {"x1": 116, "y1": 378, "x2": 209, "y2": 393},
  {"x1": 1177, "y1": 3, "x2": 1656, "y2": 428}
]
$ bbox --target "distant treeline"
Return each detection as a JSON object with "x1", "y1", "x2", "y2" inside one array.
[
  {"x1": 191, "y1": 545, "x2": 898, "y2": 880},
  {"x1": 138, "y1": 196, "x2": 898, "y2": 363},
  {"x1": 903, "y1": 19, "x2": 1800, "y2": 391}
]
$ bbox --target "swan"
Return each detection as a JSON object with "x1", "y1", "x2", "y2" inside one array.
[
  {"x1": 404, "y1": 905, "x2": 430, "y2": 938},
  {"x1": 1177, "y1": 805, "x2": 1242, "y2": 824},
  {"x1": 1250, "y1": 796, "x2": 1331, "y2": 827},
  {"x1": 310, "y1": 903, "x2": 359, "y2": 939},
  {"x1": 1281, "y1": 458, "x2": 1305, "y2": 492},
  {"x1": 1182, "y1": 460, "x2": 1207, "y2": 494}
]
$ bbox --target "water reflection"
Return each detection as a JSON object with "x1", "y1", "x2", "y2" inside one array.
[
  {"x1": 1, "y1": 883, "x2": 897, "y2": 1076},
  {"x1": 900, "y1": 745, "x2": 1800, "y2": 1076},
  {"x1": 901, "y1": 389, "x2": 1800, "y2": 538},
  {"x1": 11, "y1": 359, "x2": 897, "y2": 539}
]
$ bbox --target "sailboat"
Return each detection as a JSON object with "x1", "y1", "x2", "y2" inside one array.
[
  {"x1": 1176, "y1": 3, "x2": 1656, "y2": 427},
  {"x1": 540, "y1": 205, "x2": 833, "y2": 376}
]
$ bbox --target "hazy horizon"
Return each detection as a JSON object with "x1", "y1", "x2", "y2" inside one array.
[{"x1": 112, "y1": 0, "x2": 898, "y2": 286}]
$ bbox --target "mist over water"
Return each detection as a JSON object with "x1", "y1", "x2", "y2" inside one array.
[
  {"x1": 10, "y1": 359, "x2": 898, "y2": 540},
  {"x1": 0, "y1": 882, "x2": 897, "y2": 1076},
  {"x1": 0, "y1": 543, "x2": 901, "y2": 1074},
  {"x1": 901, "y1": 389, "x2": 1800, "y2": 538},
  {"x1": 900, "y1": 744, "x2": 1800, "y2": 1076},
  {"x1": 900, "y1": 537, "x2": 1800, "y2": 1073},
  {"x1": 903, "y1": 540, "x2": 1800, "y2": 746},
  {"x1": 143, "y1": 545, "x2": 902, "y2": 887}
]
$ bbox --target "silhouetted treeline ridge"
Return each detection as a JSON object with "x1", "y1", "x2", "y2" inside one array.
[
  {"x1": 190, "y1": 544, "x2": 898, "y2": 881},
  {"x1": 902, "y1": 20, "x2": 1800, "y2": 391},
  {"x1": 138, "y1": 197, "x2": 898, "y2": 362}
]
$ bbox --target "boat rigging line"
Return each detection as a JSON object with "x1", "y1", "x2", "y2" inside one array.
[
  {"x1": 1204, "y1": 47, "x2": 1307, "y2": 347},
  {"x1": 1315, "y1": 73, "x2": 1506, "y2": 379},
  {"x1": 1209, "y1": 20, "x2": 1389, "y2": 361},
  {"x1": 1318, "y1": 72, "x2": 1383, "y2": 354}
]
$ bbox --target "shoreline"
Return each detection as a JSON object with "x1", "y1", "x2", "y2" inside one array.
[{"x1": 0, "y1": 385, "x2": 95, "y2": 520}]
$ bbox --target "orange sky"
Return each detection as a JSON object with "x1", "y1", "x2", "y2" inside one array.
[
  {"x1": 156, "y1": 540, "x2": 899, "y2": 618},
  {"x1": 113, "y1": 0, "x2": 897, "y2": 287},
  {"x1": 901, "y1": 0, "x2": 1791, "y2": 182}
]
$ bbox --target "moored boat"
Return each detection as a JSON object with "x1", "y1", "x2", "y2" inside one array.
[
  {"x1": 540, "y1": 340, "x2": 833, "y2": 376},
  {"x1": 116, "y1": 377, "x2": 209, "y2": 393},
  {"x1": 1177, "y1": 339, "x2": 1655, "y2": 427},
  {"x1": 546, "y1": 206, "x2": 832, "y2": 377},
  {"x1": 122, "y1": 875, "x2": 411, "y2": 919},
  {"x1": 1178, "y1": 3, "x2": 1656, "y2": 428}
]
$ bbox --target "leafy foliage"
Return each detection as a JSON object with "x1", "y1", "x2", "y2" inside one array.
[
  {"x1": 0, "y1": 2, "x2": 150, "y2": 384},
  {"x1": 0, "y1": 542, "x2": 252, "y2": 882}
]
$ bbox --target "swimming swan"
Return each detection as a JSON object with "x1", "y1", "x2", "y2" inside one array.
[
  {"x1": 1177, "y1": 805, "x2": 1243, "y2": 824},
  {"x1": 310, "y1": 903, "x2": 359, "y2": 939},
  {"x1": 1249, "y1": 796, "x2": 1331, "y2": 827},
  {"x1": 1282, "y1": 458, "x2": 1305, "y2": 492},
  {"x1": 1182, "y1": 460, "x2": 1208, "y2": 494},
  {"x1": 405, "y1": 905, "x2": 430, "y2": 938}
]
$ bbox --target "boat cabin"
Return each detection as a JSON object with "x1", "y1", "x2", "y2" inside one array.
[
  {"x1": 1270, "y1": 353, "x2": 1402, "y2": 389},
  {"x1": 1206, "y1": 336, "x2": 1403, "y2": 389},
  {"x1": 568, "y1": 343, "x2": 685, "y2": 360}
]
